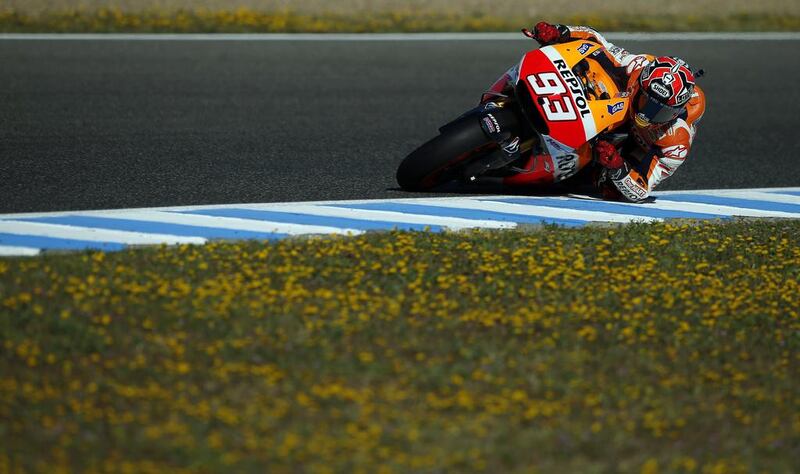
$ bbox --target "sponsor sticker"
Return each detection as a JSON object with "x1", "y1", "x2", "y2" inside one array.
[
  {"x1": 607, "y1": 102, "x2": 625, "y2": 115},
  {"x1": 650, "y1": 82, "x2": 672, "y2": 98},
  {"x1": 552, "y1": 153, "x2": 580, "y2": 182},
  {"x1": 481, "y1": 117, "x2": 496, "y2": 134},
  {"x1": 543, "y1": 156, "x2": 553, "y2": 174},
  {"x1": 609, "y1": 46, "x2": 630, "y2": 59},
  {"x1": 577, "y1": 43, "x2": 593, "y2": 55},
  {"x1": 482, "y1": 114, "x2": 501, "y2": 135},
  {"x1": 628, "y1": 56, "x2": 649, "y2": 75},
  {"x1": 551, "y1": 59, "x2": 592, "y2": 120},
  {"x1": 661, "y1": 144, "x2": 688, "y2": 160},
  {"x1": 616, "y1": 175, "x2": 648, "y2": 200},
  {"x1": 502, "y1": 137, "x2": 520, "y2": 155},
  {"x1": 543, "y1": 135, "x2": 574, "y2": 156}
]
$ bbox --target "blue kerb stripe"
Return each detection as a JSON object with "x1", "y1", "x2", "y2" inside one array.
[
  {"x1": 657, "y1": 194, "x2": 800, "y2": 214},
  {"x1": 0, "y1": 233, "x2": 125, "y2": 251},
  {"x1": 485, "y1": 197, "x2": 727, "y2": 220},
  {"x1": 331, "y1": 203, "x2": 586, "y2": 227},
  {"x1": 20, "y1": 215, "x2": 287, "y2": 240},
  {"x1": 179, "y1": 208, "x2": 443, "y2": 232}
]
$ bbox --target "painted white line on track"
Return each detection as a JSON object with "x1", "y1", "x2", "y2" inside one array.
[
  {"x1": 242, "y1": 204, "x2": 515, "y2": 230},
  {"x1": 1, "y1": 32, "x2": 799, "y2": 41},
  {"x1": 0, "y1": 221, "x2": 206, "y2": 245},
  {"x1": 409, "y1": 198, "x2": 662, "y2": 223},
  {"x1": 715, "y1": 191, "x2": 800, "y2": 205},
  {"x1": 1, "y1": 186, "x2": 799, "y2": 257},
  {"x1": 604, "y1": 199, "x2": 800, "y2": 218},
  {"x1": 2, "y1": 186, "x2": 800, "y2": 221},
  {"x1": 0, "y1": 245, "x2": 40, "y2": 257},
  {"x1": 93, "y1": 210, "x2": 364, "y2": 236},
  {"x1": 607, "y1": 32, "x2": 800, "y2": 41},
  {"x1": 652, "y1": 186, "x2": 800, "y2": 196}
]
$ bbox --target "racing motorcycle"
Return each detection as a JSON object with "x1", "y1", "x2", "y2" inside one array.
[{"x1": 396, "y1": 37, "x2": 631, "y2": 191}]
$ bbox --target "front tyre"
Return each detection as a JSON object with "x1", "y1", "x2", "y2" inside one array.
[{"x1": 396, "y1": 117, "x2": 493, "y2": 191}]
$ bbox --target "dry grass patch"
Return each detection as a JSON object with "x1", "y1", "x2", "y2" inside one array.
[
  {"x1": 1, "y1": 0, "x2": 799, "y2": 32},
  {"x1": 1, "y1": 220, "x2": 799, "y2": 472},
  {"x1": 1, "y1": 8, "x2": 800, "y2": 32},
  {"x1": 3, "y1": 0, "x2": 800, "y2": 17}
]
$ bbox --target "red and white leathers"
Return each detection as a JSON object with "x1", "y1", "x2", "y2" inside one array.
[{"x1": 486, "y1": 25, "x2": 707, "y2": 202}]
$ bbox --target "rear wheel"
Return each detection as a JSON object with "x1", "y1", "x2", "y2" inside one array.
[{"x1": 396, "y1": 116, "x2": 494, "y2": 191}]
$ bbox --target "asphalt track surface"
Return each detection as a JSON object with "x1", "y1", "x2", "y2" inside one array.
[{"x1": 2, "y1": 36, "x2": 799, "y2": 213}]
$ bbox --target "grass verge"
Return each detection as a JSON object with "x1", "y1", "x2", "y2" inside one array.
[
  {"x1": 1, "y1": 9, "x2": 800, "y2": 33},
  {"x1": 1, "y1": 220, "x2": 799, "y2": 472}
]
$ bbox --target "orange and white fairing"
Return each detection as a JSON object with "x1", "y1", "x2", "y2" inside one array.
[{"x1": 505, "y1": 40, "x2": 631, "y2": 185}]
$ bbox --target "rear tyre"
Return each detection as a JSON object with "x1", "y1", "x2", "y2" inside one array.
[{"x1": 396, "y1": 117, "x2": 493, "y2": 191}]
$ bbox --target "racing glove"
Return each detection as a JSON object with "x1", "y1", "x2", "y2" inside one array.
[
  {"x1": 526, "y1": 22, "x2": 564, "y2": 45},
  {"x1": 594, "y1": 140, "x2": 624, "y2": 169}
]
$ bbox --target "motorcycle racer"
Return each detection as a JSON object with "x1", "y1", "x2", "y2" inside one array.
[{"x1": 526, "y1": 22, "x2": 706, "y2": 202}]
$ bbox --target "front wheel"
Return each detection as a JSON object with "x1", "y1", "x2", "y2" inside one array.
[{"x1": 396, "y1": 117, "x2": 494, "y2": 191}]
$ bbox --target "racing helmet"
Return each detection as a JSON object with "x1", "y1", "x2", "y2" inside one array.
[{"x1": 633, "y1": 56, "x2": 696, "y2": 128}]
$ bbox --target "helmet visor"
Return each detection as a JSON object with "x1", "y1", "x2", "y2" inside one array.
[{"x1": 635, "y1": 90, "x2": 682, "y2": 126}]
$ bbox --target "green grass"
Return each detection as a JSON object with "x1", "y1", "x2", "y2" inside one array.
[
  {"x1": 1, "y1": 9, "x2": 799, "y2": 32},
  {"x1": 1, "y1": 220, "x2": 799, "y2": 472}
]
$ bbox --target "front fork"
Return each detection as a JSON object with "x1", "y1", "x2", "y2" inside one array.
[{"x1": 463, "y1": 102, "x2": 522, "y2": 182}]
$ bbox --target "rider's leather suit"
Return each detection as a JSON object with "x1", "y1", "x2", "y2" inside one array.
[
  {"x1": 484, "y1": 25, "x2": 707, "y2": 202},
  {"x1": 559, "y1": 26, "x2": 706, "y2": 202}
]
